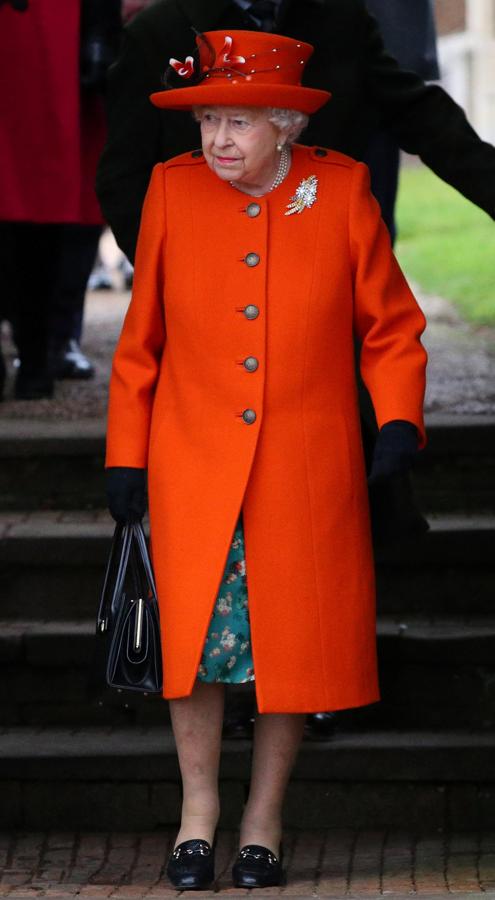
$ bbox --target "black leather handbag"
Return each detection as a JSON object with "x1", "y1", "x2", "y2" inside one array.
[{"x1": 94, "y1": 521, "x2": 163, "y2": 697}]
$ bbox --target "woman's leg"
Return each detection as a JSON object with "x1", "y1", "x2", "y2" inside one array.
[
  {"x1": 169, "y1": 679, "x2": 225, "y2": 847},
  {"x1": 239, "y1": 711, "x2": 306, "y2": 856}
]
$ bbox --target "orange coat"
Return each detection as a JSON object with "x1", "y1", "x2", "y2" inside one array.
[{"x1": 106, "y1": 144, "x2": 427, "y2": 713}]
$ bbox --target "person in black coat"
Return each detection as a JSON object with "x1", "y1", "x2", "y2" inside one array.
[
  {"x1": 363, "y1": 0, "x2": 440, "y2": 240},
  {"x1": 96, "y1": 0, "x2": 495, "y2": 263},
  {"x1": 365, "y1": 0, "x2": 440, "y2": 80}
]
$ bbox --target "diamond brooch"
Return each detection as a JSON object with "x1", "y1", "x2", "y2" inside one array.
[{"x1": 285, "y1": 174, "x2": 318, "y2": 216}]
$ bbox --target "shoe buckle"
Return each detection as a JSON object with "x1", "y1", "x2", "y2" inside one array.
[
  {"x1": 240, "y1": 847, "x2": 278, "y2": 865},
  {"x1": 172, "y1": 841, "x2": 210, "y2": 859}
]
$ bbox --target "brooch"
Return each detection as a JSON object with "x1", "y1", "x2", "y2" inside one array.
[{"x1": 285, "y1": 175, "x2": 318, "y2": 216}]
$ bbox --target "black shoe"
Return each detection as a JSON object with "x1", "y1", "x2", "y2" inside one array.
[
  {"x1": 305, "y1": 711, "x2": 338, "y2": 739},
  {"x1": 51, "y1": 339, "x2": 95, "y2": 380},
  {"x1": 166, "y1": 838, "x2": 215, "y2": 890},
  {"x1": 14, "y1": 369, "x2": 54, "y2": 400},
  {"x1": 222, "y1": 710, "x2": 255, "y2": 739},
  {"x1": 232, "y1": 843, "x2": 284, "y2": 888}
]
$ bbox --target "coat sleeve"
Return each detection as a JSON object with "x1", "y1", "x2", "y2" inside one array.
[
  {"x1": 349, "y1": 161, "x2": 428, "y2": 448},
  {"x1": 95, "y1": 26, "x2": 163, "y2": 262},
  {"x1": 105, "y1": 162, "x2": 166, "y2": 468},
  {"x1": 363, "y1": 0, "x2": 440, "y2": 80},
  {"x1": 362, "y1": 6, "x2": 495, "y2": 220}
]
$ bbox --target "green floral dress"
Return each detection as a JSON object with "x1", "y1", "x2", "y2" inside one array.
[{"x1": 197, "y1": 509, "x2": 255, "y2": 683}]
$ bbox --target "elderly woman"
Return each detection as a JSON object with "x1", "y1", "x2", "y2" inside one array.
[{"x1": 105, "y1": 29, "x2": 427, "y2": 890}]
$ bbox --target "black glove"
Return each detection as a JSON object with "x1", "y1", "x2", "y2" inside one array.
[
  {"x1": 106, "y1": 467, "x2": 147, "y2": 523},
  {"x1": 368, "y1": 420, "x2": 419, "y2": 485}
]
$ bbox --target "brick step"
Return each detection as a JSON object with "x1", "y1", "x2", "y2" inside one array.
[
  {"x1": 2, "y1": 616, "x2": 495, "y2": 729},
  {"x1": 0, "y1": 415, "x2": 494, "y2": 512},
  {"x1": 0, "y1": 512, "x2": 493, "y2": 619},
  {"x1": 2, "y1": 726, "x2": 495, "y2": 830}
]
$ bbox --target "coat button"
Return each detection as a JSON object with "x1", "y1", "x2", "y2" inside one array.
[
  {"x1": 242, "y1": 408, "x2": 256, "y2": 424},
  {"x1": 246, "y1": 202, "x2": 261, "y2": 217},
  {"x1": 314, "y1": 147, "x2": 327, "y2": 157},
  {"x1": 243, "y1": 356, "x2": 259, "y2": 372},
  {"x1": 244, "y1": 304, "x2": 259, "y2": 319},
  {"x1": 245, "y1": 252, "x2": 260, "y2": 267}
]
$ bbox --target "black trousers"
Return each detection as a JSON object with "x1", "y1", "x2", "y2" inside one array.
[
  {"x1": 0, "y1": 221, "x2": 101, "y2": 375},
  {"x1": 51, "y1": 224, "x2": 102, "y2": 345},
  {"x1": 0, "y1": 221, "x2": 62, "y2": 376},
  {"x1": 362, "y1": 129, "x2": 401, "y2": 245}
]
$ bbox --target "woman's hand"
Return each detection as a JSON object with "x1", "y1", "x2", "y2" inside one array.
[
  {"x1": 368, "y1": 420, "x2": 419, "y2": 485},
  {"x1": 106, "y1": 467, "x2": 147, "y2": 523}
]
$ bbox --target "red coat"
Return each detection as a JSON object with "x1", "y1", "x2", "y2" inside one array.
[
  {"x1": 0, "y1": 0, "x2": 104, "y2": 224},
  {"x1": 106, "y1": 145, "x2": 427, "y2": 713}
]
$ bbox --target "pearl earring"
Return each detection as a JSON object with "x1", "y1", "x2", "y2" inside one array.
[{"x1": 276, "y1": 141, "x2": 284, "y2": 152}]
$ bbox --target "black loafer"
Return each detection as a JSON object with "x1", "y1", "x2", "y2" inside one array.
[
  {"x1": 232, "y1": 843, "x2": 284, "y2": 888},
  {"x1": 166, "y1": 838, "x2": 215, "y2": 890},
  {"x1": 306, "y1": 711, "x2": 338, "y2": 739}
]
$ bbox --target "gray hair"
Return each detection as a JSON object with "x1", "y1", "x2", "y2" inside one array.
[
  {"x1": 267, "y1": 108, "x2": 309, "y2": 142},
  {"x1": 192, "y1": 105, "x2": 309, "y2": 143}
]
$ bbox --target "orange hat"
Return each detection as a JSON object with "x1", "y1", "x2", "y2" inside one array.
[{"x1": 150, "y1": 30, "x2": 331, "y2": 114}]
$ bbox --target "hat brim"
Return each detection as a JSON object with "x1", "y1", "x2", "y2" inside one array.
[{"x1": 150, "y1": 83, "x2": 331, "y2": 114}]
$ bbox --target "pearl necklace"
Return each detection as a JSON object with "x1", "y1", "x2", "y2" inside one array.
[
  {"x1": 269, "y1": 144, "x2": 291, "y2": 191},
  {"x1": 229, "y1": 144, "x2": 291, "y2": 195}
]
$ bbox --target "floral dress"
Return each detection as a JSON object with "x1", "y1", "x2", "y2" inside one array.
[{"x1": 197, "y1": 508, "x2": 255, "y2": 683}]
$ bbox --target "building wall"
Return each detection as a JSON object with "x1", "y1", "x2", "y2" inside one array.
[
  {"x1": 436, "y1": 0, "x2": 495, "y2": 143},
  {"x1": 434, "y1": 0, "x2": 466, "y2": 35}
]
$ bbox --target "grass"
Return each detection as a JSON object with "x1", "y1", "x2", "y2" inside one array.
[{"x1": 395, "y1": 163, "x2": 495, "y2": 325}]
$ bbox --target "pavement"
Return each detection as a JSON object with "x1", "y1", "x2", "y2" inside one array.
[
  {"x1": 0, "y1": 284, "x2": 494, "y2": 421},
  {"x1": 2, "y1": 828, "x2": 495, "y2": 898}
]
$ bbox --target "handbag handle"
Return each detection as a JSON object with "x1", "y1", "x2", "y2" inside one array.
[
  {"x1": 131, "y1": 521, "x2": 158, "y2": 599},
  {"x1": 96, "y1": 522, "x2": 134, "y2": 633}
]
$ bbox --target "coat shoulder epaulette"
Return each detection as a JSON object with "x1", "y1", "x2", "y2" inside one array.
[
  {"x1": 309, "y1": 146, "x2": 356, "y2": 169},
  {"x1": 161, "y1": 149, "x2": 206, "y2": 171}
]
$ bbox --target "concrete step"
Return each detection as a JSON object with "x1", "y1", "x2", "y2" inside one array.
[
  {"x1": 374, "y1": 513, "x2": 495, "y2": 615},
  {"x1": 1, "y1": 415, "x2": 494, "y2": 511},
  {"x1": 2, "y1": 616, "x2": 495, "y2": 729},
  {"x1": 0, "y1": 420, "x2": 105, "y2": 511},
  {"x1": 413, "y1": 415, "x2": 495, "y2": 513},
  {"x1": 2, "y1": 725, "x2": 495, "y2": 830},
  {"x1": 0, "y1": 512, "x2": 493, "y2": 619},
  {"x1": 4, "y1": 615, "x2": 495, "y2": 667}
]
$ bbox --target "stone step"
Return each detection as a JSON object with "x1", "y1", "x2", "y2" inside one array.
[
  {"x1": 2, "y1": 616, "x2": 495, "y2": 729},
  {"x1": 1, "y1": 415, "x2": 494, "y2": 511},
  {"x1": 414, "y1": 415, "x2": 495, "y2": 513},
  {"x1": 0, "y1": 512, "x2": 493, "y2": 619},
  {"x1": 0, "y1": 420, "x2": 105, "y2": 511},
  {"x1": 2, "y1": 726, "x2": 495, "y2": 830},
  {"x1": 4, "y1": 615, "x2": 495, "y2": 667}
]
